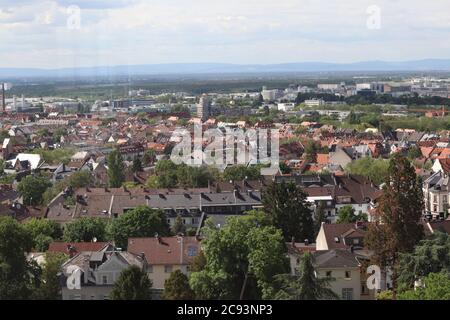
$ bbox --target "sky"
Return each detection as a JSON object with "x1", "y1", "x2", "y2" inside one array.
[{"x1": 0, "y1": 0, "x2": 450, "y2": 69}]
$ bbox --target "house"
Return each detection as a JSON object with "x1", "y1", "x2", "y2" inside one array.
[
  {"x1": 315, "y1": 222, "x2": 369, "y2": 251},
  {"x1": 329, "y1": 146, "x2": 353, "y2": 169},
  {"x1": 312, "y1": 250, "x2": 373, "y2": 300},
  {"x1": 6, "y1": 153, "x2": 42, "y2": 171},
  {"x1": 127, "y1": 236, "x2": 201, "y2": 293},
  {"x1": 45, "y1": 187, "x2": 262, "y2": 228},
  {"x1": 423, "y1": 171, "x2": 450, "y2": 220},
  {"x1": 432, "y1": 158, "x2": 450, "y2": 174},
  {"x1": 60, "y1": 246, "x2": 146, "y2": 300}
]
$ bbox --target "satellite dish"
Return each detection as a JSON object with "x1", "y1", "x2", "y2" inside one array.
[{"x1": 92, "y1": 237, "x2": 97, "y2": 243}]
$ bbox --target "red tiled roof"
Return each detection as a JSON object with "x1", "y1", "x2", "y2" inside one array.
[
  {"x1": 128, "y1": 236, "x2": 201, "y2": 265},
  {"x1": 316, "y1": 153, "x2": 329, "y2": 165}
]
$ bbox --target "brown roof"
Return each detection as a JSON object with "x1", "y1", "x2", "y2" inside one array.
[
  {"x1": 438, "y1": 158, "x2": 450, "y2": 174},
  {"x1": 127, "y1": 236, "x2": 200, "y2": 265},
  {"x1": 427, "y1": 220, "x2": 450, "y2": 235},
  {"x1": 48, "y1": 242, "x2": 110, "y2": 255},
  {"x1": 321, "y1": 222, "x2": 370, "y2": 249}
]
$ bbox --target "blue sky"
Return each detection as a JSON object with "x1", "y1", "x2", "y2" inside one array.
[{"x1": 0, "y1": 0, "x2": 450, "y2": 68}]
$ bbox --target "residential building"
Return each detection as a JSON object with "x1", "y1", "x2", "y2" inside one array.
[{"x1": 127, "y1": 236, "x2": 201, "y2": 294}]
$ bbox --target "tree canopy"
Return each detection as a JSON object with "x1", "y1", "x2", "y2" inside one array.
[
  {"x1": 189, "y1": 212, "x2": 288, "y2": 300},
  {"x1": 365, "y1": 154, "x2": 424, "y2": 298},
  {"x1": 273, "y1": 252, "x2": 339, "y2": 300},
  {"x1": 110, "y1": 266, "x2": 152, "y2": 300},
  {"x1": 63, "y1": 217, "x2": 107, "y2": 243},
  {"x1": 108, "y1": 206, "x2": 170, "y2": 249},
  {"x1": 262, "y1": 181, "x2": 314, "y2": 242}
]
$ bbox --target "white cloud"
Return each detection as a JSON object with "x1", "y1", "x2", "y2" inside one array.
[{"x1": 0, "y1": 0, "x2": 450, "y2": 68}]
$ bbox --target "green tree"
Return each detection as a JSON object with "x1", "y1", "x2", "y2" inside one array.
[
  {"x1": 171, "y1": 215, "x2": 186, "y2": 235},
  {"x1": 162, "y1": 270, "x2": 195, "y2": 300},
  {"x1": 177, "y1": 164, "x2": 214, "y2": 188},
  {"x1": 18, "y1": 175, "x2": 52, "y2": 205},
  {"x1": 23, "y1": 218, "x2": 62, "y2": 251},
  {"x1": 155, "y1": 160, "x2": 178, "y2": 188},
  {"x1": 109, "y1": 206, "x2": 170, "y2": 249},
  {"x1": 223, "y1": 165, "x2": 260, "y2": 182},
  {"x1": 110, "y1": 265, "x2": 152, "y2": 300},
  {"x1": 33, "y1": 252, "x2": 68, "y2": 300},
  {"x1": 63, "y1": 217, "x2": 107, "y2": 242},
  {"x1": 273, "y1": 252, "x2": 339, "y2": 300},
  {"x1": 131, "y1": 157, "x2": 143, "y2": 173},
  {"x1": 262, "y1": 181, "x2": 314, "y2": 242},
  {"x1": 0, "y1": 217, "x2": 35, "y2": 299},
  {"x1": 345, "y1": 157, "x2": 390, "y2": 185},
  {"x1": 314, "y1": 201, "x2": 327, "y2": 237},
  {"x1": 398, "y1": 272, "x2": 450, "y2": 300},
  {"x1": 365, "y1": 154, "x2": 424, "y2": 299},
  {"x1": 336, "y1": 205, "x2": 368, "y2": 224},
  {"x1": 68, "y1": 170, "x2": 92, "y2": 188},
  {"x1": 280, "y1": 162, "x2": 292, "y2": 174},
  {"x1": 189, "y1": 213, "x2": 288, "y2": 300},
  {"x1": 143, "y1": 149, "x2": 156, "y2": 166},
  {"x1": 304, "y1": 141, "x2": 319, "y2": 163},
  {"x1": 407, "y1": 146, "x2": 422, "y2": 160},
  {"x1": 107, "y1": 150, "x2": 125, "y2": 188},
  {"x1": 397, "y1": 232, "x2": 450, "y2": 291}
]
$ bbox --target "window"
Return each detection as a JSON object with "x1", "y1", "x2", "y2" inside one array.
[
  {"x1": 102, "y1": 275, "x2": 108, "y2": 284},
  {"x1": 187, "y1": 246, "x2": 198, "y2": 257},
  {"x1": 147, "y1": 265, "x2": 153, "y2": 273},
  {"x1": 345, "y1": 271, "x2": 351, "y2": 279},
  {"x1": 164, "y1": 265, "x2": 173, "y2": 273},
  {"x1": 342, "y1": 288, "x2": 354, "y2": 300},
  {"x1": 434, "y1": 195, "x2": 438, "y2": 203},
  {"x1": 444, "y1": 195, "x2": 448, "y2": 204},
  {"x1": 326, "y1": 271, "x2": 332, "y2": 277},
  {"x1": 353, "y1": 238, "x2": 360, "y2": 245}
]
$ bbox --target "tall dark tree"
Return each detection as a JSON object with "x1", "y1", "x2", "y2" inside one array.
[
  {"x1": 313, "y1": 201, "x2": 327, "y2": 237},
  {"x1": 397, "y1": 232, "x2": 450, "y2": 292},
  {"x1": 33, "y1": 252, "x2": 68, "y2": 300},
  {"x1": 162, "y1": 270, "x2": 195, "y2": 300},
  {"x1": 0, "y1": 217, "x2": 35, "y2": 299},
  {"x1": 262, "y1": 181, "x2": 314, "y2": 242},
  {"x1": 107, "y1": 150, "x2": 125, "y2": 188},
  {"x1": 110, "y1": 266, "x2": 152, "y2": 300},
  {"x1": 131, "y1": 157, "x2": 143, "y2": 173},
  {"x1": 365, "y1": 154, "x2": 424, "y2": 299},
  {"x1": 273, "y1": 252, "x2": 339, "y2": 300}
]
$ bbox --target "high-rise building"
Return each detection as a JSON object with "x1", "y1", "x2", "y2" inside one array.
[{"x1": 197, "y1": 94, "x2": 211, "y2": 121}]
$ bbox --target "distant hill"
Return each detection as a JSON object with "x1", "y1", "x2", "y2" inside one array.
[{"x1": 1, "y1": 59, "x2": 450, "y2": 79}]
